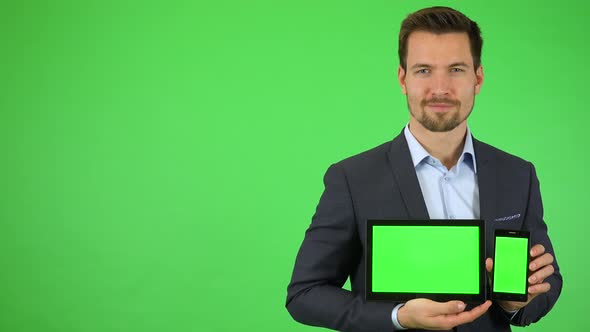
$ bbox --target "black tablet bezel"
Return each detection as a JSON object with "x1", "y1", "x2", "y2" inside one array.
[
  {"x1": 492, "y1": 229, "x2": 530, "y2": 302},
  {"x1": 365, "y1": 219, "x2": 486, "y2": 303}
]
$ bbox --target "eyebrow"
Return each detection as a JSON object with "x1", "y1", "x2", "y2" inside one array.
[
  {"x1": 410, "y1": 62, "x2": 470, "y2": 70},
  {"x1": 449, "y1": 62, "x2": 470, "y2": 68}
]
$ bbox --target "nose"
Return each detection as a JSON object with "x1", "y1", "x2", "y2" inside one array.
[{"x1": 429, "y1": 72, "x2": 452, "y2": 96}]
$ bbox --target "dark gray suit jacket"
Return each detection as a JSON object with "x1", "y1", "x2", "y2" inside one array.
[{"x1": 286, "y1": 130, "x2": 562, "y2": 332}]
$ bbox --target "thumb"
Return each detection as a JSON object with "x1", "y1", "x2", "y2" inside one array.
[
  {"x1": 438, "y1": 301, "x2": 466, "y2": 315},
  {"x1": 486, "y1": 258, "x2": 493, "y2": 273}
]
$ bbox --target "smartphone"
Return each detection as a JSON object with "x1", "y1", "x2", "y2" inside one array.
[{"x1": 492, "y1": 229, "x2": 530, "y2": 302}]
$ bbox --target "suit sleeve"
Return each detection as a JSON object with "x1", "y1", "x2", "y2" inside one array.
[
  {"x1": 511, "y1": 163, "x2": 563, "y2": 326},
  {"x1": 286, "y1": 163, "x2": 396, "y2": 332}
]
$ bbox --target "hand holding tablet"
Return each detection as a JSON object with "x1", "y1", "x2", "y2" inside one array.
[{"x1": 397, "y1": 298, "x2": 492, "y2": 330}]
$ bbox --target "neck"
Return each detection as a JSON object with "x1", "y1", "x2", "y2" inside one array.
[{"x1": 408, "y1": 117, "x2": 468, "y2": 170}]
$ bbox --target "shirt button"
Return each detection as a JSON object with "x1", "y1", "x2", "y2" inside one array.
[
  {"x1": 444, "y1": 177, "x2": 449, "y2": 181},
  {"x1": 449, "y1": 215, "x2": 455, "y2": 219}
]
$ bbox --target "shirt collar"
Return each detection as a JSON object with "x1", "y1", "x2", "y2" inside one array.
[{"x1": 403, "y1": 123, "x2": 477, "y2": 173}]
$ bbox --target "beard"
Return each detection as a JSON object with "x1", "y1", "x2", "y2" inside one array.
[{"x1": 407, "y1": 96, "x2": 474, "y2": 132}]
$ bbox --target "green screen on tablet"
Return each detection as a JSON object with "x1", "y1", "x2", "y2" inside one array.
[{"x1": 366, "y1": 220, "x2": 485, "y2": 302}]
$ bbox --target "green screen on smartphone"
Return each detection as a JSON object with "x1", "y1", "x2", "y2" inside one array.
[
  {"x1": 493, "y1": 236, "x2": 529, "y2": 295},
  {"x1": 371, "y1": 225, "x2": 480, "y2": 294}
]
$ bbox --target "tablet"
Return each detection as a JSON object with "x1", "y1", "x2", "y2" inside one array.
[{"x1": 365, "y1": 219, "x2": 486, "y2": 302}]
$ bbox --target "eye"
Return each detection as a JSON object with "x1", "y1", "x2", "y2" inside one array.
[
  {"x1": 416, "y1": 68, "x2": 430, "y2": 74},
  {"x1": 450, "y1": 67, "x2": 465, "y2": 73}
]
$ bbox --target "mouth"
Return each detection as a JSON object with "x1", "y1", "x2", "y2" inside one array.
[{"x1": 426, "y1": 103, "x2": 455, "y2": 112}]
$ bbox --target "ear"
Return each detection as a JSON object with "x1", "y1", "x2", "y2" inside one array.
[
  {"x1": 474, "y1": 65, "x2": 484, "y2": 95},
  {"x1": 398, "y1": 65, "x2": 407, "y2": 95}
]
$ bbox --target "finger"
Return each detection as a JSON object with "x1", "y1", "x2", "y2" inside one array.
[
  {"x1": 528, "y1": 264, "x2": 555, "y2": 284},
  {"x1": 432, "y1": 300, "x2": 466, "y2": 315},
  {"x1": 528, "y1": 282, "x2": 551, "y2": 295},
  {"x1": 443, "y1": 300, "x2": 492, "y2": 327},
  {"x1": 529, "y1": 253, "x2": 554, "y2": 272},
  {"x1": 485, "y1": 258, "x2": 493, "y2": 273},
  {"x1": 530, "y1": 244, "x2": 545, "y2": 257}
]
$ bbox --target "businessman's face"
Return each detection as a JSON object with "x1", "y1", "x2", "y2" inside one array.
[{"x1": 398, "y1": 31, "x2": 484, "y2": 132}]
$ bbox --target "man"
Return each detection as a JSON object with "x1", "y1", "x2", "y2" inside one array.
[{"x1": 286, "y1": 6, "x2": 562, "y2": 332}]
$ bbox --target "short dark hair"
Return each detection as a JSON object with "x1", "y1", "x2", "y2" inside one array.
[{"x1": 398, "y1": 6, "x2": 483, "y2": 71}]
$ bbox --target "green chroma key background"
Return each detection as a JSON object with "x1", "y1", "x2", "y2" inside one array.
[{"x1": 0, "y1": 0, "x2": 587, "y2": 331}]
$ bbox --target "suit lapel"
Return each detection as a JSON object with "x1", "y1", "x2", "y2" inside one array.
[
  {"x1": 386, "y1": 131, "x2": 430, "y2": 219},
  {"x1": 473, "y1": 138, "x2": 497, "y2": 223}
]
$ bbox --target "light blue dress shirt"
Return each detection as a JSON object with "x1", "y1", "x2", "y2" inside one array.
[
  {"x1": 391, "y1": 124, "x2": 480, "y2": 329},
  {"x1": 404, "y1": 124, "x2": 480, "y2": 220}
]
